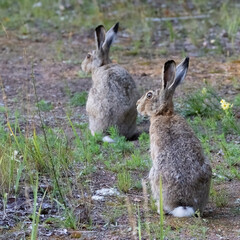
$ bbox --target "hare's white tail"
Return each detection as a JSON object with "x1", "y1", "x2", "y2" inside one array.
[
  {"x1": 170, "y1": 206, "x2": 194, "y2": 217},
  {"x1": 102, "y1": 136, "x2": 115, "y2": 143}
]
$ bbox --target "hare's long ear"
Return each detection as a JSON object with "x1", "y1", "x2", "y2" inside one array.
[
  {"x1": 162, "y1": 60, "x2": 176, "y2": 90},
  {"x1": 168, "y1": 57, "x2": 189, "y2": 91},
  {"x1": 95, "y1": 25, "x2": 106, "y2": 50},
  {"x1": 102, "y1": 22, "x2": 119, "y2": 53}
]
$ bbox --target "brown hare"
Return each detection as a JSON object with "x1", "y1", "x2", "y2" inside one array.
[
  {"x1": 137, "y1": 57, "x2": 212, "y2": 217},
  {"x1": 81, "y1": 22, "x2": 139, "y2": 142}
]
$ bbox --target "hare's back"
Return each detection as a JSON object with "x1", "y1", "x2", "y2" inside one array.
[
  {"x1": 92, "y1": 64, "x2": 137, "y2": 100},
  {"x1": 152, "y1": 115, "x2": 210, "y2": 176}
]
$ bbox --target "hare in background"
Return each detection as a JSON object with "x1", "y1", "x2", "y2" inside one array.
[
  {"x1": 81, "y1": 22, "x2": 139, "y2": 142},
  {"x1": 137, "y1": 57, "x2": 212, "y2": 217}
]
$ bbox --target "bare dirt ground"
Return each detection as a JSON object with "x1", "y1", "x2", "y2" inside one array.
[{"x1": 0, "y1": 30, "x2": 239, "y2": 239}]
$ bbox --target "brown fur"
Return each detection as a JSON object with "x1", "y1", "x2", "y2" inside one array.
[
  {"x1": 137, "y1": 58, "x2": 212, "y2": 216},
  {"x1": 81, "y1": 23, "x2": 139, "y2": 139}
]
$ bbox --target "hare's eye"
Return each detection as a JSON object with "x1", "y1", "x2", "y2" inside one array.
[
  {"x1": 87, "y1": 53, "x2": 91, "y2": 59},
  {"x1": 147, "y1": 92, "x2": 153, "y2": 99}
]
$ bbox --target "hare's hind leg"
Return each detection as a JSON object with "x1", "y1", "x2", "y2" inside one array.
[
  {"x1": 149, "y1": 167, "x2": 159, "y2": 200},
  {"x1": 149, "y1": 167, "x2": 175, "y2": 214},
  {"x1": 149, "y1": 167, "x2": 162, "y2": 213}
]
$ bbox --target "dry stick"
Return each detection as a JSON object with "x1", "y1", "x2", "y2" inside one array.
[
  {"x1": 31, "y1": 64, "x2": 67, "y2": 209},
  {"x1": 146, "y1": 14, "x2": 210, "y2": 22},
  {"x1": 1, "y1": 22, "x2": 9, "y2": 39}
]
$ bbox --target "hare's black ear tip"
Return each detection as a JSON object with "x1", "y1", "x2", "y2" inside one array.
[
  {"x1": 166, "y1": 60, "x2": 175, "y2": 64},
  {"x1": 182, "y1": 56, "x2": 189, "y2": 68},
  {"x1": 164, "y1": 60, "x2": 176, "y2": 68},
  {"x1": 95, "y1": 25, "x2": 104, "y2": 31},
  {"x1": 113, "y1": 22, "x2": 119, "y2": 32},
  {"x1": 184, "y1": 56, "x2": 190, "y2": 65}
]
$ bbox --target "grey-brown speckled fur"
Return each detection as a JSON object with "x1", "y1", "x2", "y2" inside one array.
[
  {"x1": 81, "y1": 23, "x2": 139, "y2": 139},
  {"x1": 137, "y1": 58, "x2": 212, "y2": 216}
]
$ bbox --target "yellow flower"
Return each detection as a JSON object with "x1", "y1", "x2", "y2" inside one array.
[
  {"x1": 201, "y1": 87, "x2": 207, "y2": 95},
  {"x1": 220, "y1": 99, "x2": 233, "y2": 110},
  {"x1": 222, "y1": 103, "x2": 229, "y2": 110}
]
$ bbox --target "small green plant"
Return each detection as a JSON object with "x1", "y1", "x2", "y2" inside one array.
[
  {"x1": 166, "y1": 21, "x2": 175, "y2": 42},
  {"x1": 63, "y1": 209, "x2": 77, "y2": 229},
  {"x1": 77, "y1": 70, "x2": 90, "y2": 78},
  {"x1": 117, "y1": 170, "x2": 132, "y2": 193},
  {"x1": 138, "y1": 132, "x2": 150, "y2": 151},
  {"x1": 149, "y1": 196, "x2": 158, "y2": 213},
  {"x1": 218, "y1": 138, "x2": 240, "y2": 179},
  {"x1": 220, "y1": 99, "x2": 240, "y2": 134},
  {"x1": 36, "y1": 100, "x2": 53, "y2": 112},
  {"x1": 234, "y1": 94, "x2": 240, "y2": 106},
  {"x1": 211, "y1": 186, "x2": 228, "y2": 208},
  {"x1": 107, "y1": 126, "x2": 134, "y2": 155},
  {"x1": 126, "y1": 151, "x2": 149, "y2": 170},
  {"x1": 133, "y1": 180, "x2": 143, "y2": 191},
  {"x1": 0, "y1": 106, "x2": 6, "y2": 113},
  {"x1": 219, "y1": 2, "x2": 240, "y2": 44},
  {"x1": 103, "y1": 204, "x2": 124, "y2": 226},
  {"x1": 70, "y1": 91, "x2": 88, "y2": 107},
  {"x1": 188, "y1": 214, "x2": 208, "y2": 239},
  {"x1": 19, "y1": 23, "x2": 30, "y2": 35},
  {"x1": 182, "y1": 86, "x2": 220, "y2": 117},
  {"x1": 215, "y1": 189, "x2": 229, "y2": 208}
]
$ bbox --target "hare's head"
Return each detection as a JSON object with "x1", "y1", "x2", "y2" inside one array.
[
  {"x1": 137, "y1": 57, "x2": 189, "y2": 117},
  {"x1": 81, "y1": 22, "x2": 119, "y2": 74}
]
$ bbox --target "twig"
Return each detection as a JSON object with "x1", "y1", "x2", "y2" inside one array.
[
  {"x1": 146, "y1": 14, "x2": 209, "y2": 22},
  {"x1": 0, "y1": 22, "x2": 9, "y2": 39}
]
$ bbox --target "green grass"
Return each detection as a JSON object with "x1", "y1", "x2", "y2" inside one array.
[
  {"x1": 211, "y1": 187, "x2": 229, "y2": 208},
  {"x1": 70, "y1": 92, "x2": 88, "y2": 107},
  {"x1": 0, "y1": 89, "x2": 240, "y2": 239},
  {"x1": 180, "y1": 86, "x2": 221, "y2": 117},
  {"x1": 219, "y1": 2, "x2": 240, "y2": 44},
  {"x1": 36, "y1": 99, "x2": 53, "y2": 112},
  {"x1": 233, "y1": 94, "x2": 240, "y2": 106},
  {"x1": 0, "y1": 72, "x2": 239, "y2": 239},
  {"x1": 126, "y1": 151, "x2": 150, "y2": 170},
  {"x1": 117, "y1": 170, "x2": 132, "y2": 193},
  {"x1": 103, "y1": 203, "x2": 125, "y2": 225},
  {"x1": 1, "y1": 83, "x2": 239, "y2": 238},
  {"x1": 185, "y1": 87, "x2": 240, "y2": 181}
]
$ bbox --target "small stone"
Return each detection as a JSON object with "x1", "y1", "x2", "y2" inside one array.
[
  {"x1": 95, "y1": 188, "x2": 120, "y2": 196},
  {"x1": 92, "y1": 195, "x2": 104, "y2": 201}
]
